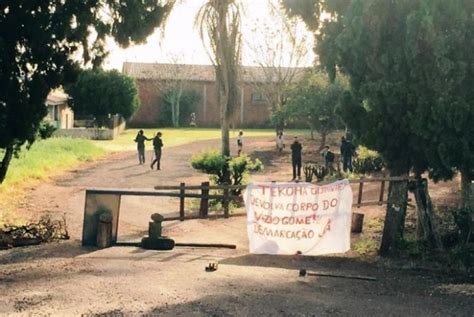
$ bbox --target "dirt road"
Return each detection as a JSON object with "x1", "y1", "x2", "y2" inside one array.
[{"x1": 1, "y1": 136, "x2": 472, "y2": 316}]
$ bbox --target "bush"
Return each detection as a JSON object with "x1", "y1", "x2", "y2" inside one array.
[
  {"x1": 191, "y1": 150, "x2": 263, "y2": 192},
  {"x1": 38, "y1": 121, "x2": 57, "y2": 139},
  {"x1": 303, "y1": 163, "x2": 328, "y2": 182},
  {"x1": 353, "y1": 146, "x2": 385, "y2": 174}
]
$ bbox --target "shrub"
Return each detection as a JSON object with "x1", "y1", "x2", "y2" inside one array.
[
  {"x1": 303, "y1": 163, "x2": 328, "y2": 182},
  {"x1": 353, "y1": 146, "x2": 385, "y2": 174},
  {"x1": 38, "y1": 121, "x2": 57, "y2": 139},
  {"x1": 191, "y1": 150, "x2": 263, "y2": 194}
]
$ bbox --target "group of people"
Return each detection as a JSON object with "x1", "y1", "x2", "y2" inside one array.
[
  {"x1": 290, "y1": 135, "x2": 356, "y2": 180},
  {"x1": 135, "y1": 128, "x2": 355, "y2": 180},
  {"x1": 134, "y1": 130, "x2": 163, "y2": 170}
]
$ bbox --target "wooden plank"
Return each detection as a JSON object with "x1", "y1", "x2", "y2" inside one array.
[
  {"x1": 355, "y1": 200, "x2": 387, "y2": 207},
  {"x1": 154, "y1": 184, "x2": 246, "y2": 190},
  {"x1": 162, "y1": 212, "x2": 247, "y2": 222},
  {"x1": 179, "y1": 182, "x2": 185, "y2": 221}
]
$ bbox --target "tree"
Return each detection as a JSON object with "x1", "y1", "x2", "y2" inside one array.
[
  {"x1": 143, "y1": 56, "x2": 195, "y2": 128},
  {"x1": 195, "y1": 0, "x2": 242, "y2": 158},
  {"x1": 245, "y1": 2, "x2": 311, "y2": 132},
  {"x1": 0, "y1": 0, "x2": 174, "y2": 183},
  {"x1": 159, "y1": 88, "x2": 201, "y2": 127},
  {"x1": 282, "y1": 0, "x2": 474, "y2": 255},
  {"x1": 284, "y1": 71, "x2": 344, "y2": 148},
  {"x1": 67, "y1": 69, "x2": 140, "y2": 126}
]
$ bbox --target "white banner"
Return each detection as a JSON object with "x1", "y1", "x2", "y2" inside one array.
[{"x1": 244, "y1": 180, "x2": 353, "y2": 256}]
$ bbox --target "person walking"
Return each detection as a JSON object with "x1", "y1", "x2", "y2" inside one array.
[
  {"x1": 290, "y1": 136, "x2": 302, "y2": 180},
  {"x1": 150, "y1": 132, "x2": 164, "y2": 170},
  {"x1": 134, "y1": 130, "x2": 151, "y2": 165},
  {"x1": 340, "y1": 136, "x2": 355, "y2": 172},
  {"x1": 276, "y1": 131, "x2": 284, "y2": 153},
  {"x1": 237, "y1": 130, "x2": 244, "y2": 156}
]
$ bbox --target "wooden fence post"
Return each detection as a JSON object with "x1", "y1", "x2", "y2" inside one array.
[
  {"x1": 357, "y1": 181, "x2": 364, "y2": 207},
  {"x1": 223, "y1": 185, "x2": 229, "y2": 218},
  {"x1": 378, "y1": 181, "x2": 385, "y2": 205},
  {"x1": 179, "y1": 182, "x2": 185, "y2": 221},
  {"x1": 199, "y1": 181, "x2": 209, "y2": 218}
]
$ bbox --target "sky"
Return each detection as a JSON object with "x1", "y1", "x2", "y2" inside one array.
[{"x1": 103, "y1": 0, "x2": 315, "y2": 71}]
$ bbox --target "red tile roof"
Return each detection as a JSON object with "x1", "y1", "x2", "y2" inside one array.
[{"x1": 122, "y1": 62, "x2": 309, "y2": 83}]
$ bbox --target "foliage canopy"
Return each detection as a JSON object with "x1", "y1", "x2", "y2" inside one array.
[
  {"x1": 0, "y1": 0, "x2": 173, "y2": 183},
  {"x1": 68, "y1": 69, "x2": 140, "y2": 126}
]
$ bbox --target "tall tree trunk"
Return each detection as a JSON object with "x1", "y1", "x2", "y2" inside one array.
[
  {"x1": 460, "y1": 168, "x2": 474, "y2": 210},
  {"x1": 412, "y1": 176, "x2": 443, "y2": 249},
  {"x1": 175, "y1": 89, "x2": 183, "y2": 128},
  {"x1": 221, "y1": 101, "x2": 230, "y2": 157},
  {"x1": 0, "y1": 146, "x2": 14, "y2": 184},
  {"x1": 380, "y1": 171, "x2": 409, "y2": 257},
  {"x1": 319, "y1": 132, "x2": 327, "y2": 151},
  {"x1": 170, "y1": 93, "x2": 177, "y2": 128}
]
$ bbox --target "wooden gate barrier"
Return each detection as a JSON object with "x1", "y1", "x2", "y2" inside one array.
[{"x1": 82, "y1": 177, "x2": 413, "y2": 246}]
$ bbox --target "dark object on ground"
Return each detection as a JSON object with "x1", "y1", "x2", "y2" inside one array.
[
  {"x1": 299, "y1": 269, "x2": 377, "y2": 281},
  {"x1": 140, "y1": 213, "x2": 175, "y2": 250},
  {"x1": 205, "y1": 262, "x2": 218, "y2": 272},
  {"x1": 141, "y1": 236, "x2": 175, "y2": 250},
  {"x1": 351, "y1": 213, "x2": 365, "y2": 233}
]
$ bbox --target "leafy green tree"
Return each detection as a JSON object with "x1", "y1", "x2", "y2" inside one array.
[
  {"x1": 159, "y1": 89, "x2": 201, "y2": 127},
  {"x1": 282, "y1": 0, "x2": 473, "y2": 255},
  {"x1": 68, "y1": 69, "x2": 140, "y2": 126},
  {"x1": 0, "y1": 0, "x2": 174, "y2": 183},
  {"x1": 284, "y1": 71, "x2": 344, "y2": 148}
]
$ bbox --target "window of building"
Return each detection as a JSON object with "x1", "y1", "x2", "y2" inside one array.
[{"x1": 251, "y1": 93, "x2": 267, "y2": 103}]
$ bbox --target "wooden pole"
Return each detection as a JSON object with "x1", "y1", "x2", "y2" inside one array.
[
  {"x1": 199, "y1": 181, "x2": 210, "y2": 218},
  {"x1": 223, "y1": 185, "x2": 229, "y2": 218},
  {"x1": 179, "y1": 182, "x2": 185, "y2": 221},
  {"x1": 357, "y1": 181, "x2": 364, "y2": 207},
  {"x1": 379, "y1": 180, "x2": 385, "y2": 205}
]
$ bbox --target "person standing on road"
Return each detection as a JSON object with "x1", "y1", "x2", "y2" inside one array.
[
  {"x1": 276, "y1": 131, "x2": 284, "y2": 153},
  {"x1": 290, "y1": 136, "x2": 302, "y2": 181},
  {"x1": 340, "y1": 136, "x2": 355, "y2": 172},
  {"x1": 134, "y1": 130, "x2": 151, "y2": 165},
  {"x1": 150, "y1": 132, "x2": 164, "y2": 170},
  {"x1": 237, "y1": 130, "x2": 244, "y2": 156}
]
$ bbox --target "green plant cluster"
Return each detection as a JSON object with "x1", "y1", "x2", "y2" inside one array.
[
  {"x1": 38, "y1": 121, "x2": 57, "y2": 140},
  {"x1": 303, "y1": 163, "x2": 328, "y2": 182},
  {"x1": 352, "y1": 146, "x2": 385, "y2": 175},
  {"x1": 191, "y1": 150, "x2": 263, "y2": 191}
]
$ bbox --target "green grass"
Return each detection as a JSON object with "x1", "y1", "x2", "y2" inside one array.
[
  {"x1": 92, "y1": 128, "x2": 310, "y2": 152},
  {"x1": 2, "y1": 138, "x2": 104, "y2": 187},
  {"x1": 0, "y1": 138, "x2": 104, "y2": 226}
]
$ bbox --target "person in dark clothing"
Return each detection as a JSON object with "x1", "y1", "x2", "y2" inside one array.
[
  {"x1": 237, "y1": 130, "x2": 243, "y2": 156},
  {"x1": 150, "y1": 132, "x2": 164, "y2": 170},
  {"x1": 290, "y1": 136, "x2": 302, "y2": 180},
  {"x1": 340, "y1": 136, "x2": 355, "y2": 172},
  {"x1": 134, "y1": 130, "x2": 151, "y2": 165},
  {"x1": 320, "y1": 145, "x2": 335, "y2": 172}
]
